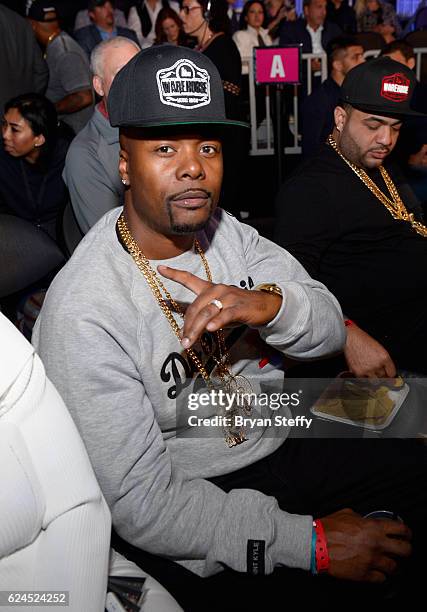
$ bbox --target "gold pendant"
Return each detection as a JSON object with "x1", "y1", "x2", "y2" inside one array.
[
  {"x1": 222, "y1": 395, "x2": 248, "y2": 446},
  {"x1": 215, "y1": 375, "x2": 253, "y2": 446},
  {"x1": 225, "y1": 431, "x2": 247, "y2": 448},
  {"x1": 222, "y1": 373, "x2": 253, "y2": 415}
]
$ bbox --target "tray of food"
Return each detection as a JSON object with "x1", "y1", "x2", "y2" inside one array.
[{"x1": 310, "y1": 375, "x2": 409, "y2": 430}]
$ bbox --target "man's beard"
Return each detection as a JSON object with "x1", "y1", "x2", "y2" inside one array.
[
  {"x1": 170, "y1": 219, "x2": 212, "y2": 234},
  {"x1": 166, "y1": 195, "x2": 214, "y2": 235},
  {"x1": 339, "y1": 128, "x2": 390, "y2": 169},
  {"x1": 339, "y1": 129, "x2": 366, "y2": 167}
]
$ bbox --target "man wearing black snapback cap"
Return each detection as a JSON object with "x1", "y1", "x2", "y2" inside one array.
[
  {"x1": 276, "y1": 57, "x2": 427, "y2": 377},
  {"x1": 34, "y1": 48, "x2": 427, "y2": 608}
]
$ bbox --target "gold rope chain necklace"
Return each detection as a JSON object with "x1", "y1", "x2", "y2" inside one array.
[
  {"x1": 328, "y1": 135, "x2": 427, "y2": 238},
  {"x1": 117, "y1": 213, "x2": 252, "y2": 447}
]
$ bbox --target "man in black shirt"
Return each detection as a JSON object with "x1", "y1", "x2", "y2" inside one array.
[
  {"x1": 275, "y1": 57, "x2": 427, "y2": 376},
  {"x1": 301, "y1": 36, "x2": 364, "y2": 158}
]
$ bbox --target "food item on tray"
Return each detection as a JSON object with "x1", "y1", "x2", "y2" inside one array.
[{"x1": 315, "y1": 379, "x2": 396, "y2": 425}]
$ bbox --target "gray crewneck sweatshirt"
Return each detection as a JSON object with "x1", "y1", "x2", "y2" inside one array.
[{"x1": 33, "y1": 207, "x2": 345, "y2": 577}]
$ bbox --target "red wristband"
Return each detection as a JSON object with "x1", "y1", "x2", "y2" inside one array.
[
  {"x1": 344, "y1": 319, "x2": 355, "y2": 327},
  {"x1": 313, "y1": 520, "x2": 330, "y2": 573}
]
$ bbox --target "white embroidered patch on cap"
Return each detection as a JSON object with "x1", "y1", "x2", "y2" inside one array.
[
  {"x1": 381, "y1": 73, "x2": 410, "y2": 102},
  {"x1": 156, "y1": 59, "x2": 211, "y2": 109}
]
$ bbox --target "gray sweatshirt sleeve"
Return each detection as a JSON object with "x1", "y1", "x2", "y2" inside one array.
[{"x1": 239, "y1": 219, "x2": 346, "y2": 358}]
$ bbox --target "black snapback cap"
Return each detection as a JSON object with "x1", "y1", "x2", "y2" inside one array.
[
  {"x1": 27, "y1": 0, "x2": 58, "y2": 22},
  {"x1": 108, "y1": 45, "x2": 249, "y2": 130},
  {"x1": 341, "y1": 56, "x2": 424, "y2": 118}
]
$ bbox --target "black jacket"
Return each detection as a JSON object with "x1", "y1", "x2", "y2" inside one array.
[
  {"x1": 279, "y1": 18, "x2": 342, "y2": 53},
  {"x1": 73, "y1": 25, "x2": 140, "y2": 58},
  {"x1": 326, "y1": 0, "x2": 357, "y2": 33}
]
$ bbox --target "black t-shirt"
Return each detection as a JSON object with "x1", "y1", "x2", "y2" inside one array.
[
  {"x1": 203, "y1": 34, "x2": 243, "y2": 121},
  {"x1": 274, "y1": 143, "x2": 427, "y2": 370}
]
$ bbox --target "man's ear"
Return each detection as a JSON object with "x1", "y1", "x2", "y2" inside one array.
[
  {"x1": 408, "y1": 57, "x2": 416, "y2": 70},
  {"x1": 331, "y1": 58, "x2": 342, "y2": 75},
  {"x1": 93, "y1": 75, "x2": 104, "y2": 98},
  {"x1": 34, "y1": 133, "x2": 46, "y2": 148},
  {"x1": 334, "y1": 105, "x2": 347, "y2": 132},
  {"x1": 119, "y1": 149, "x2": 130, "y2": 186}
]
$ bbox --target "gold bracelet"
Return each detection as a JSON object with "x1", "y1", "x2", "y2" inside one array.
[{"x1": 254, "y1": 283, "x2": 283, "y2": 297}]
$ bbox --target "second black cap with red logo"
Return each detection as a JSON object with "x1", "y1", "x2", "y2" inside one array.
[{"x1": 340, "y1": 57, "x2": 424, "y2": 117}]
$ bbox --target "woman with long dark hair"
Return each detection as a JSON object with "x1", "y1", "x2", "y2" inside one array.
[
  {"x1": 233, "y1": 0, "x2": 272, "y2": 127},
  {"x1": 0, "y1": 93, "x2": 69, "y2": 298},
  {"x1": 154, "y1": 7, "x2": 189, "y2": 44},
  {"x1": 233, "y1": 0, "x2": 272, "y2": 72},
  {"x1": 127, "y1": 0, "x2": 180, "y2": 49}
]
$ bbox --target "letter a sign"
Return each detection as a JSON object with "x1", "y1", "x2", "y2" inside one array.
[
  {"x1": 270, "y1": 55, "x2": 285, "y2": 78},
  {"x1": 254, "y1": 45, "x2": 301, "y2": 85}
]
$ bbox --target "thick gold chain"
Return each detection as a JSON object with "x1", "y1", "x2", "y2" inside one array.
[
  {"x1": 328, "y1": 135, "x2": 427, "y2": 238},
  {"x1": 117, "y1": 213, "x2": 249, "y2": 447}
]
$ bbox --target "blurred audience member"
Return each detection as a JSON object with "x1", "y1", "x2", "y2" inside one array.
[
  {"x1": 0, "y1": 94, "x2": 68, "y2": 297},
  {"x1": 394, "y1": 119, "x2": 427, "y2": 217},
  {"x1": 74, "y1": 5, "x2": 128, "y2": 30},
  {"x1": 154, "y1": 7, "x2": 189, "y2": 45},
  {"x1": 28, "y1": 0, "x2": 94, "y2": 135},
  {"x1": 0, "y1": 4, "x2": 48, "y2": 120},
  {"x1": 233, "y1": 0, "x2": 272, "y2": 126},
  {"x1": 63, "y1": 37, "x2": 140, "y2": 233},
  {"x1": 265, "y1": 0, "x2": 296, "y2": 42},
  {"x1": 74, "y1": 0, "x2": 139, "y2": 58},
  {"x1": 327, "y1": 0, "x2": 356, "y2": 33},
  {"x1": 302, "y1": 36, "x2": 364, "y2": 157},
  {"x1": 280, "y1": 0, "x2": 342, "y2": 76},
  {"x1": 180, "y1": 0, "x2": 242, "y2": 121},
  {"x1": 226, "y1": 0, "x2": 241, "y2": 34},
  {"x1": 355, "y1": 0, "x2": 401, "y2": 42},
  {"x1": 233, "y1": 0, "x2": 272, "y2": 70},
  {"x1": 381, "y1": 39, "x2": 415, "y2": 69},
  {"x1": 128, "y1": 0, "x2": 180, "y2": 49}
]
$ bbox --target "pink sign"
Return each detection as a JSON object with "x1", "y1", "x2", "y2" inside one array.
[{"x1": 254, "y1": 46, "x2": 301, "y2": 85}]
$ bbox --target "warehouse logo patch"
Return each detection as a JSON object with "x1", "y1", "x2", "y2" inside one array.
[
  {"x1": 381, "y1": 73, "x2": 410, "y2": 102},
  {"x1": 156, "y1": 59, "x2": 211, "y2": 109}
]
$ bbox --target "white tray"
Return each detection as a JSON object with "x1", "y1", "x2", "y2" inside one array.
[{"x1": 310, "y1": 380, "x2": 410, "y2": 431}]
